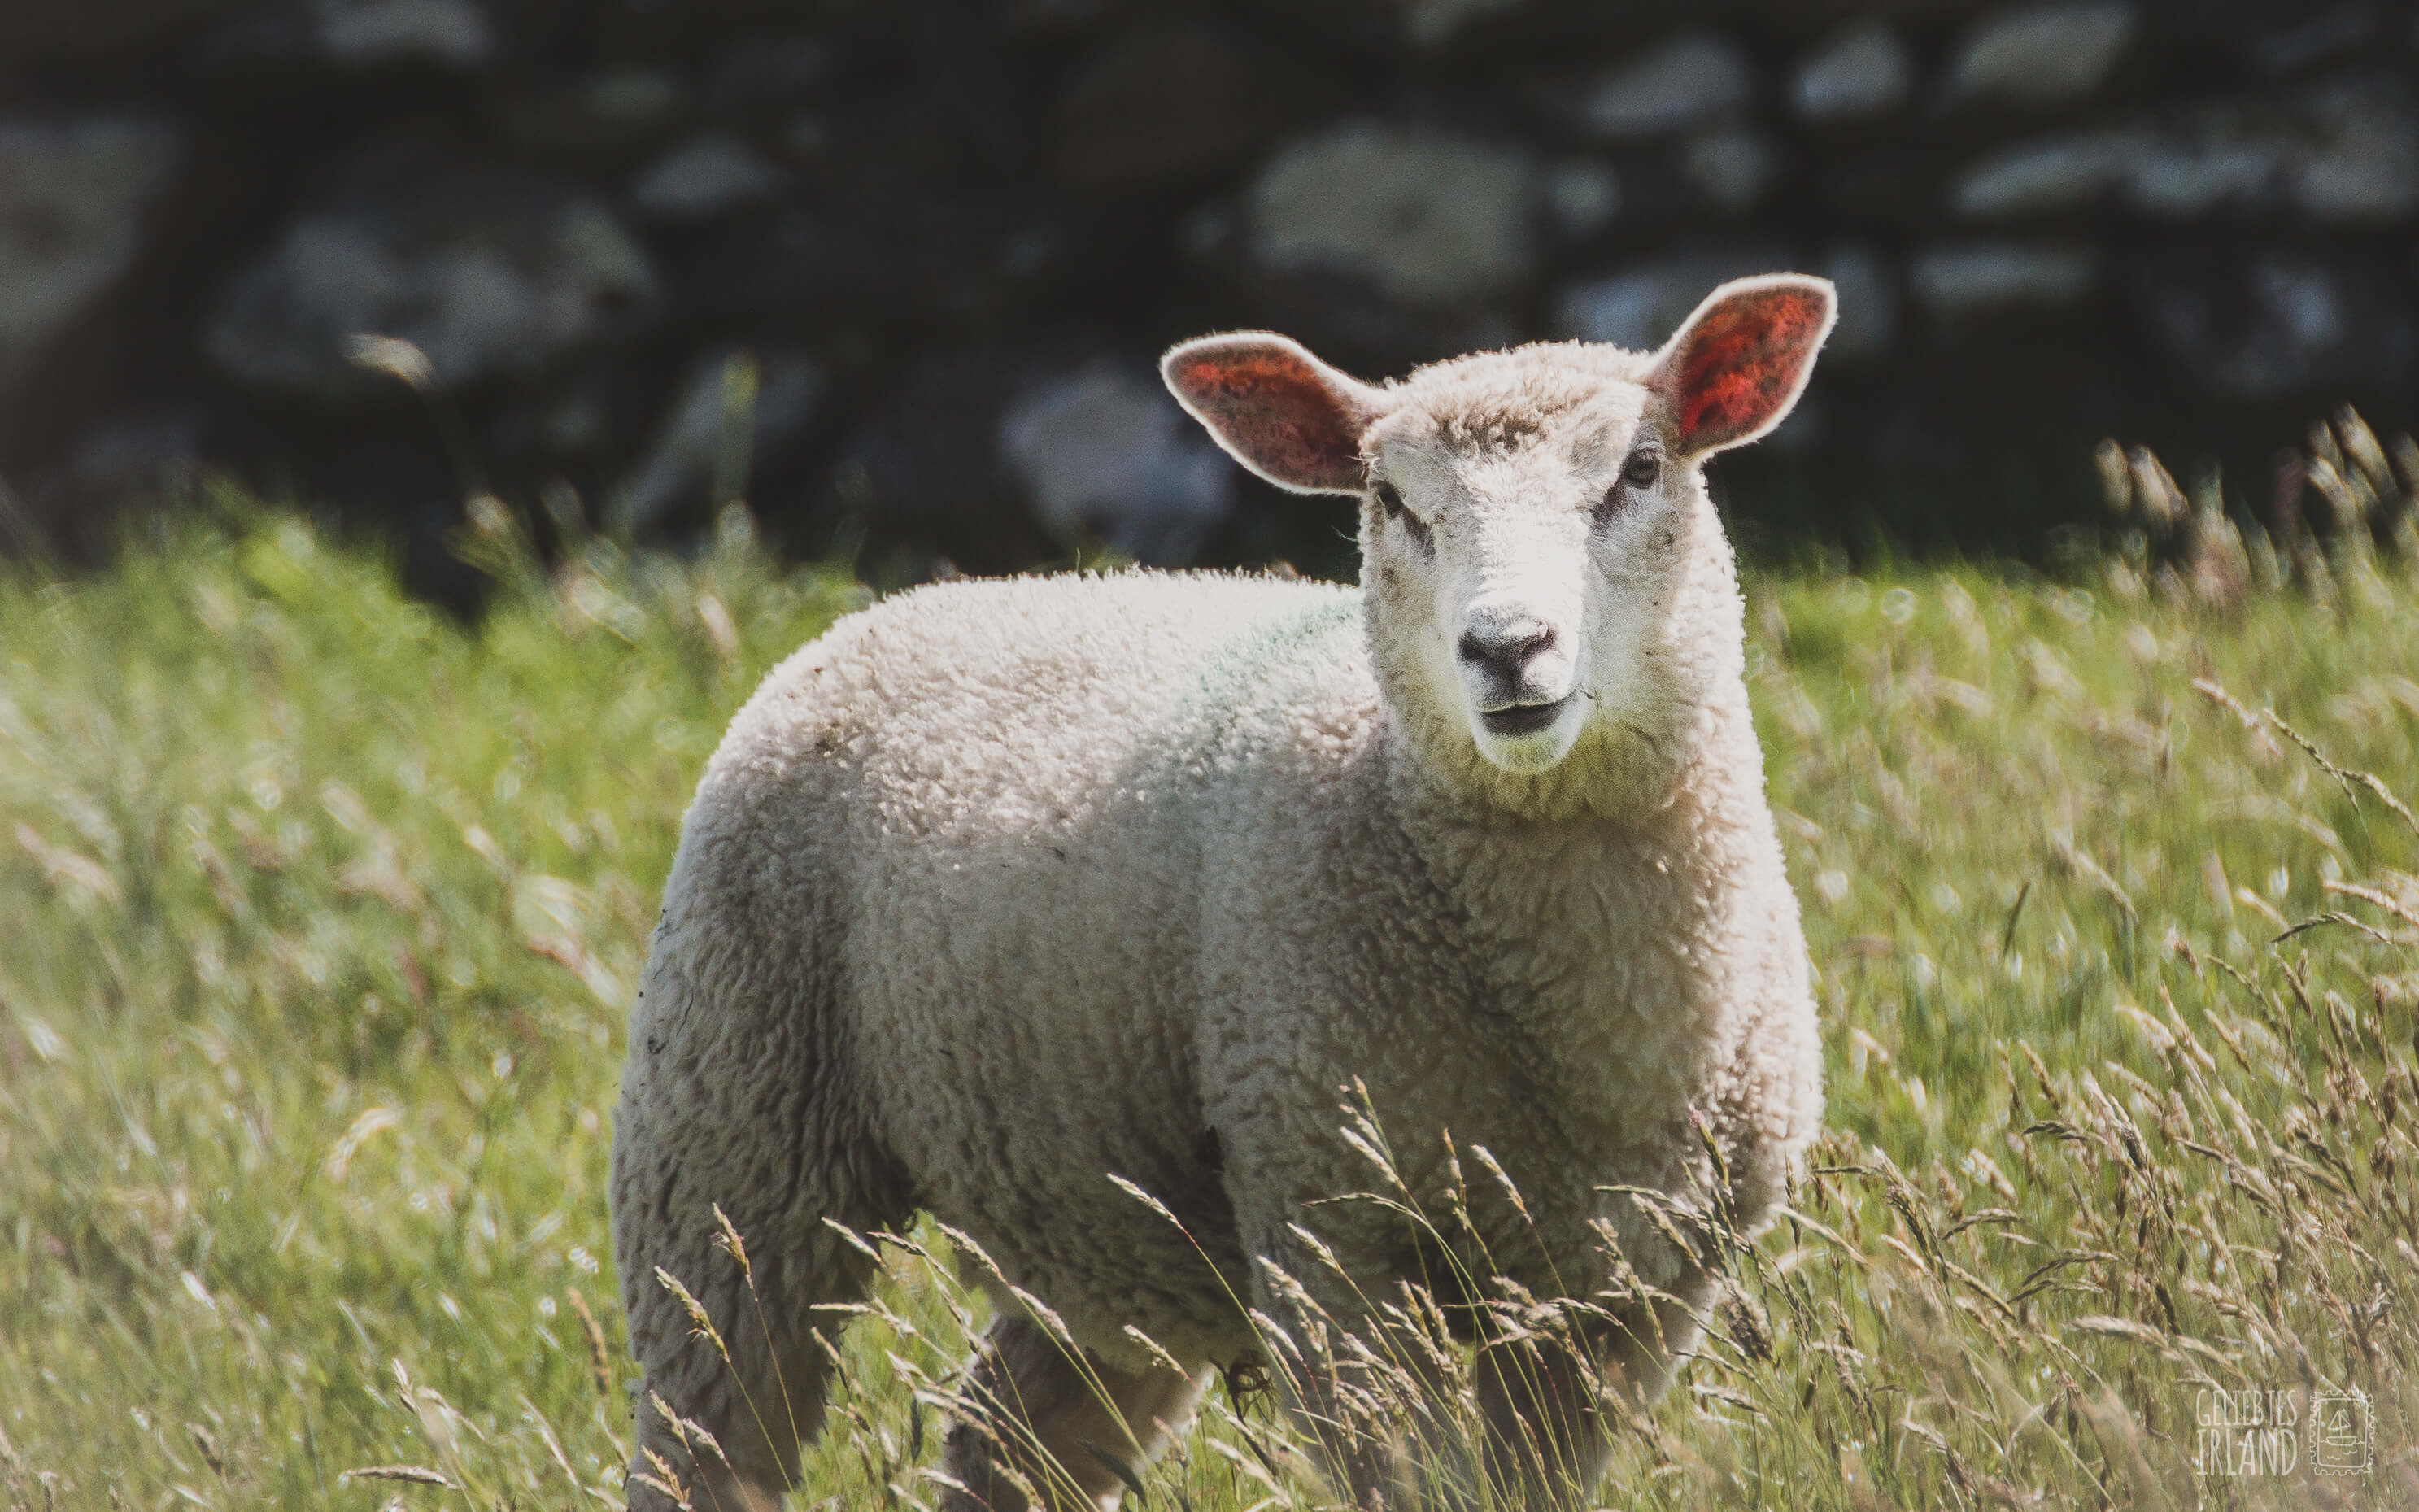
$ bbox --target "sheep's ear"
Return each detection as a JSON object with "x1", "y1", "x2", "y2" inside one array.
[
  {"x1": 1161, "y1": 333, "x2": 1389, "y2": 495},
  {"x1": 1647, "y1": 275, "x2": 1837, "y2": 459}
]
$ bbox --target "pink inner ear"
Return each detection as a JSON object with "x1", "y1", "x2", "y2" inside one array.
[
  {"x1": 1670, "y1": 289, "x2": 1828, "y2": 450},
  {"x1": 1169, "y1": 346, "x2": 1365, "y2": 491}
]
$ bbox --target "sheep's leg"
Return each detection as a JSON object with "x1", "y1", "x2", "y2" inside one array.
[
  {"x1": 617, "y1": 1155, "x2": 897, "y2": 1512},
  {"x1": 614, "y1": 930, "x2": 909, "y2": 1510},
  {"x1": 1474, "y1": 1292, "x2": 1701, "y2": 1510},
  {"x1": 1240, "y1": 1227, "x2": 1445, "y2": 1510},
  {"x1": 1270, "y1": 1360, "x2": 1426, "y2": 1511},
  {"x1": 939, "y1": 1314, "x2": 1210, "y2": 1511},
  {"x1": 1247, "y1": 1284, "x2": 1451, "y2": 1507},
  {"x1": 1473, "y1": 1331, "x2": 1610, "y2": 1510}
]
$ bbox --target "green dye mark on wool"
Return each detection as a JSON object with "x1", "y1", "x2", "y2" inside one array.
[{"x1": 1168, "y1": 588, "x2": 1365, "y2": 760}]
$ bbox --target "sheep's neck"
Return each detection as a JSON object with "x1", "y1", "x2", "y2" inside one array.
[{"x1": 1381, "y1": 692, "x2": 1760, "y2": 1147}]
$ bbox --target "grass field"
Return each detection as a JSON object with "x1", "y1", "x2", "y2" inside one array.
[{"x1": 2, "y1": 489, "x2": 2412, "y2": 1510}]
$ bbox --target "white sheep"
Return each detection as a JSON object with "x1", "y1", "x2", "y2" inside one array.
[{"x1": 612, "y1": 273, "x2": 1834, "y2": 1511}]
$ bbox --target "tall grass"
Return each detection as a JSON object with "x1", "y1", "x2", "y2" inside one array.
[{"x1": 1, "y1": 488, "x2": 2412, "y2": 1509}]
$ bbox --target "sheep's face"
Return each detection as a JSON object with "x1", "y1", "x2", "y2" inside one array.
[
  {"x1": 1354, "y1": 380, "x2": 1677, "y2": 774},
  {"x1": 1164, "y1": 275, "x2": 1834, "y2": 785}
]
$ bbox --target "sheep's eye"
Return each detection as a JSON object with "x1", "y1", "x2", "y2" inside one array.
[
  {"x1": 1598, "y1": 451, "x2": 1663, "y2": 523},
  {"x1": 1373, "y1": 481, "x2": 1432, "y2": 548}
]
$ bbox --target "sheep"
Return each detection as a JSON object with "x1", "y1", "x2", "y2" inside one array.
[{"x1": 611, "y1": 272, "x2": 1834, "y2": 1511}]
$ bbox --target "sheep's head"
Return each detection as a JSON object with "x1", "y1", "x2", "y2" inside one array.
[{"x1": 1164, "y1": 275, "x2": 1833, "y2": 796}]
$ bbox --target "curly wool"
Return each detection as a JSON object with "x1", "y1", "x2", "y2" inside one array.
[{"x1": 613, "y1": 327, "x2": 1825, "y2": 1512}]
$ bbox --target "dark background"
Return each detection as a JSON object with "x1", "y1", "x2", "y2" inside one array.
[{"x1": 2, "y1": 0, "x2": 2411, "y2": 595}]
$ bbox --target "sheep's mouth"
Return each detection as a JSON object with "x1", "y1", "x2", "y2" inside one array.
[{"x1": 1479, "y1": 698, "x2": 1567, "y2": 738}]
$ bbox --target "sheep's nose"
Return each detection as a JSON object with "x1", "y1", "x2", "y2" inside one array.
[{"x1": 1458, "y1": 619, "x2": 1557, "y2": 683}]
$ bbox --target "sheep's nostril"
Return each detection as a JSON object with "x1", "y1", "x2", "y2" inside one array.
[{"x1": 1458, "y1": 624, "x2": 1556, "y2": 680}]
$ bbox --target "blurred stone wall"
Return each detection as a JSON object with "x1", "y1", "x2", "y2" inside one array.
[{"x1": 2, "y1": 0, "x2": 2412, "y2": 587}]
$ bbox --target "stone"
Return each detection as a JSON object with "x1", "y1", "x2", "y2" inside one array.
[
  {"x1": 1572, "y1": 33, "x2": 1753, "y2": 140},
  {"x1": 204, "y1": 158, "x2": 656, "y2": 401},
  {"x1": 1681, "y1": 130, "x2": 1776, "y2": 215},
  {"x1": 11, "y1": 0, "x2": 2414, "y2": 571},
  {"x1": 1055, "y1": 24, "x2": 1303, "y2": 190},
  {"x1": 997, "y1": 359, "x2": 1236, "y2": 565},
  {"x1": 608, "y1": 346, "x2": 824, "y2": 533},
  {"x1": 1789, "y1": 21, "x2": 1914, "y2": 124},
  {"x1": 1946, "y1": 4, "x2": 2137, "y2": 111},
  {"x1": 1248, "y1": 121, "x2": 1535, "y2": 305},
  {"x1": 313, "y1": 0, "x2": 492, "y2": 68},
  {"x1": 1179, "y1": 203, "x2": 1233, "y2": 262},
  {"x1": 2142, "y1": 252, "x2": 2412, "y2": 403},
  {"x1": 584, "y1": 71, "x2": 685, "y2": 133},
  {"x1": 1818, "y1": 243, "x2": 1898, "y2": 360},
  {"x1": 1950, "y1": 132, "x2": 2139, "y2": 219},
  {"x1": 1950, "y1": 79, "x2": 2417, "y2": 223},
  {"x1": 1552, "y1": 244, "x2": 1794, "y2": 350},
  {"x1": 0, "y1": 120, "x2": 185, "y2": 391},
  {"x1": 629, "y1": 134, "x2": 787, "y2": 221},
  {"x1": 1543, "y1": 159, "x2": 1622, "y2": 241},
  {"x1": 2122, "y1": 131, "x2": 2284, "y2": 218},
  {"x1": 1908, "y1": 242, "x2": 2098, "y2": 320},
  {"x1": 2249, "y1": 7, "x2": 2375, "y2": 76},
  {"x1": 2290, "y1": 73, "x2": 2419, "y2": 222}
]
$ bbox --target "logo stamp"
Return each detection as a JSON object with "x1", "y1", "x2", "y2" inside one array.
[{"x1": 2309, "y1": 1387, "x2": 2374, "y2": 1477}]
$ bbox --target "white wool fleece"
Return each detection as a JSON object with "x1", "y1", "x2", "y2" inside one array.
[{"x1": 613, "y1": 285, "x2": 1829, "y2": 1512}]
